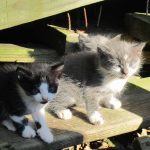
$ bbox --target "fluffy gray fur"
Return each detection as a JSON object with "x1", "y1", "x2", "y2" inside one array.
[{"x1": 47, "y1": 34, "x2": 145, "y2": 125}]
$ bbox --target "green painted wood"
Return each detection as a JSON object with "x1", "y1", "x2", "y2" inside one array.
[
  {"x1": 0, "y1": 44, "x2": 60, "y2": 63},
  {"x1": 125, "y1": 13, "x2": 150, "y2": 41},
  {"x1": 49, "y1": 25, "x2": 79, "y2": 53},
  {"x1": 128, "y1": 76, "x2": 150, "y2": 91},
  {"x1": 0, "y1": 1, "x2": 7, "y2": 27},
  {"x1": 0, "y1": 77, "x2": 150, "y2": 149},
  {"x1": 0, "y1": 25, "x2": 77, "y2": 63},
  {"x1": 0, "y1": 0, "x2": 103, "y2": 30},
  {"x1": 49, "y1": 25, "x2": 79, "y2": 43},
  {"x1": 0, "y1": 24, "x2": 66, "y2": 63}
]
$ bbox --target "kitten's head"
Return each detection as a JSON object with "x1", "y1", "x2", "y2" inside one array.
[
  {"x1": 97, "y1": 38, "x2": 145, "y2": 79},
  {"x1": 78, "y1": 33, "x2": 111, "y2": 51},
  {"x1": 16, "y1": 63, "x2": 63, "y2": 104}
]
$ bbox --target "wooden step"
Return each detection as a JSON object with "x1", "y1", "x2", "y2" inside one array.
[
  {"x1": 0, "y1": 44, "x2": 60, "y2": 63},
  {"x1": 0, "y1": 25, "x2": 67, "y2": 63},
  {"x1": 0, "y1": 77, "x2": 150, "y2": 149},
  {"x1": 0, "y1": 0, "x2": 103, "y2": 30},
  {"x1": 125, "y1": 13, "x2": 150, "y2": 42}
]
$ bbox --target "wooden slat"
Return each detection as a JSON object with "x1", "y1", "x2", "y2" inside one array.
[
  {"x1": 125, "y1": 13, "x2": 150, "y2": 41},
  {"x1": 0, "y1": 24, "x2": 66, "y2": 56},
  {"x1": 0, "y1": 0, "x2": 7, "y2": 26},
  {"x1": 0, "y1": 44, "x2": 60, "y2": 63},
  {"x1": 0, "y1": 0, "x2": 103, "y2": 30},
  {"x1": 143, "y1": 51, "x2": 150, "y2": 64},
  {"x1": 0, "y1": 24, "x2": 66, "y2": 63},
  {"x1": 0, "y1": 77, "x2": 150, "y2": 149}
]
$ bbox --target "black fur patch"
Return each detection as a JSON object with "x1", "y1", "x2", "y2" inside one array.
[
  {"x1": 13, "y1": 121, "x2": 25, "y2": 135},
  {"x1": 35, "y1": 121, "x2": 41, "y2": 129},
  {"x1": 22, "y1": 118, "x2": 28, "y2": 126},
  {"x1": 0, "y1": 62, "x2": 61, "y2": 123}
]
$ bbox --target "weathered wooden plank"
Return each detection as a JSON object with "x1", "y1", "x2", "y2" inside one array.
[
  {"x1": 49, "y1": 25, "x2": 79, "y2": 53},
  {"x1": 0, "y1": 0, "x2": 103, "y2": 30},
  {"x1": 143, "y1": 51, "x2": 150, "y2": 64},
  {"x1": 125, "y1": 13, "x2": 150, "y2": 41},
  {"x1": 0, "y1": 24, "x2": 66, "y2": 56},
  {"x1": 0, "y1": 44, "x2": 60, "y2": 63},
  {"x1": 0, "y1": 0, "x2": 7, "y2": 27},
  {"x1": 0, "y1": 77, "x2": 149, "y2": 149},
  {"x1": 0, "y1": 24, "x2": 66, "y2": 63},
  {"x1": 0, "y1": 25, "x2": 78, "y2": 63}
]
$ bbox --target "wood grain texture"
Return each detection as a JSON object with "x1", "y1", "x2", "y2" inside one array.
[
  {"x1": 0, "y1": 44, "x2": 60, "y2": 63},
  {"x1": 0, "y1": 77, "x2": 150, "y2": 150},
  {"x1": 0, "y1": 0, "x2": 103, "y2": 30}
]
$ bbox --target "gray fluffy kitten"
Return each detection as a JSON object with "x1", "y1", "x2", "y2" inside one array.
[{"x1": 47, "y1": 34, "x2": 145, "y2": 125}]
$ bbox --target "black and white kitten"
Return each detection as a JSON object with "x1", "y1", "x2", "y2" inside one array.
[
  {"x1": 0, "y1": 62, "x2": 63, "y2": 143},
  {"x1": 47, "y1": 34, "x2": 145, "y2": 125}
]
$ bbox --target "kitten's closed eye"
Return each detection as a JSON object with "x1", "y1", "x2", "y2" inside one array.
[{"x1": 114, "y1": 65, "x2": 121, "y2": 72}]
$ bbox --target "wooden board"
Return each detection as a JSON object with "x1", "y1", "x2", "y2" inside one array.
[
  {"x1": 0, "y1": 24, "x2": 67, "y2": 63},
  {"x1": 0, "y1": 77, "x2": 150, "y2": 150},
  {"x1": 0, "y1": 44, "x2": 60, "y2": 63},
  {"x1": 125, "y1": 13, "x2": 150, "y2": 41},
  {"x1": 0, "y1": 25, "x2": 77, "y2": 63},
  {"x1": 0, "y1": 0, "x2": 103, "y2": 30}
]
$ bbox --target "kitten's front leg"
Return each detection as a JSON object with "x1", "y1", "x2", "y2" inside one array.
[
  {"x1": 2, "y1": 119, "x2": 16, "y2": 132},
  {"x1": 102, "y1": 94, "x2": 122, "y2": 109},
  {"x1": 85, "y1": 91, "x2": 104, "y2": 125},
  {"x1": 10, "y1": 115, "x2": 36, "y2": 138},
  {"x1": 32, "y1": 108, "x2": 53, "y2": 143}
]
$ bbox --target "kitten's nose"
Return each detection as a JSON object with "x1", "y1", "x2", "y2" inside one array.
[
  {"x1": 41, "y1": 97, "x2": 48, "y2": 104},
  {"x1": 121, "y1": 68, "x2": 128, "y2": 75}
]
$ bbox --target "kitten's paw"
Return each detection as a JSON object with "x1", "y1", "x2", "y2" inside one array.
[
  {"x1": 56, "y1": 109, "x2": 72, "y2": 120},
  {"x1": 37, "y1": 127, "x2": 53, "y2": 143},
  {"x1": 88, "y1": 111, "x2": 104, "y2": 125},
  {"x1": 8, "y1": 125, "x2": 16, "y2": 132},
  {"x1": 2, "y1": 120, "x2": 16, "y2": 132},
  {"x1": 106, "y1": 98, "x2": 122, "y2": 109},
  {"x1": 22, "y1": 126, "x2": 36, "y2": 138}
]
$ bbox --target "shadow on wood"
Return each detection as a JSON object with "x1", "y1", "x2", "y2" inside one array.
[
  {"x1": 0, "y1": 23, "x2": 66, "y2": 57},
  {"x1": 0, "y1": 77, "x2": 149, "y2": 149}
]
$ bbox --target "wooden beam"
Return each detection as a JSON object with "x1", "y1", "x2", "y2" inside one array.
[{"x1": 0, "y1": 0, "x2": 104, "y2": 30}]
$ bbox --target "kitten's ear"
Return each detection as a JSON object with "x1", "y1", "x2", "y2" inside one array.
[
  {"x1": 78, "y1": 32, "x2": 89, "y2": 46},
  {"x1": 16, "y1": 67, "x2": 32, "y2": 80},
  {"x1": 50, "y1": 62, "x2": 64, "y2": 79},
  {"x1": 111, "y1": 34, "x2": 122, "y2": 40},
  {"x1": 131, "y1": 42, "x2": 146, "y2": 56}
]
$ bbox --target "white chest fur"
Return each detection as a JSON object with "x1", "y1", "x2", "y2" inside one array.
[{"x1": 104, "y1": 78, "x2": 127, "y2": 93}]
